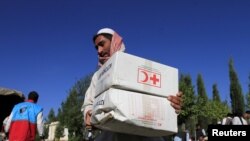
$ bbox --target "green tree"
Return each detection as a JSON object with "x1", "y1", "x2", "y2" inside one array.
[
  {"x1": 197, "y1": 74, "x2": 208, "y2": 104},
  {"x1": 229, "y1": 58, "x2": 245, "y2": 114},
  {"x1": 57, "y1": 107, "x2": 63, "y2": 124},
  {"x1": 56, "y1": 74, "x2": 92, "y2": 141},
  {"x1": 55, "y1": 122, "x2": 64, "y2": 140},
  {"x1": 196, "y1": 73, "x2": 208, "y2": 127},
  {"x1": 203, "y1": 99, "x2": 230, "y2": 124},
  {"x1": 203, "y1": 83, "x2": 230, "y2": 124},
  {"x1": 246, "y1": 73, "x2": 250, "y2": 110},
  {"x1": 178, "y1": 74, "x2": 196, "y2": 135},
  {"x1": 47, "y1": 108, "x2": 57, "y2": 123},
  {"x1": 212, "y1": 84, "x2": 221, "y2": 102},
  {"x1": 44, "y1": 108, "x2": 57, "y2": 139}
]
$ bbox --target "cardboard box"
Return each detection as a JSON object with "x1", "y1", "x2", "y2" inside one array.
[
  {"x1": 91, "y1": 88, "x2": 178, "y2": 137},
  {"x1": 95, "y1": 52, "x2": 178, "y2": 98}
]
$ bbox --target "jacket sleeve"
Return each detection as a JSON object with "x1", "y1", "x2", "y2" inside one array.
[
  {"x1": 4, "y1": 113, "x2": 12, "y2": 133},
  {"x1": 81, "y1": 73, "x2": 97, "y2": 124},
  {"x1": 37, "y1": 111, "x2": 44, "y2": 136}
]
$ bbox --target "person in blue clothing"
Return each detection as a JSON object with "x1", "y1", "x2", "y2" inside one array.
[{"x1": 5, "y1": 91, "x2": 45, "y2": 141}]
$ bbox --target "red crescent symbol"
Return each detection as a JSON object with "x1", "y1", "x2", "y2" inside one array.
[{"x1": 141, "y1": 71, "x2": 148, "y2": 82}]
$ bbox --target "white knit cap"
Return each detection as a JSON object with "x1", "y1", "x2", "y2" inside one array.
[{"x1": 97, "y1": 28, "x2": 115, "y2": 35}]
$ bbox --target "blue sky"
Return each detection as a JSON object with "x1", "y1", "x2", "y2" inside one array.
[{"x1": 1, "y1": 0, "x2": 250, "y2": 117}]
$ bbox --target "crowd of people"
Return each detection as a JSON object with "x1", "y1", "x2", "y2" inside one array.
[
  {"x1": 173, "y1": 123, "x2": 208, "y2": 141},
  {"x1": 221, "y1": 111, "x2": 250, "y2": 125}
]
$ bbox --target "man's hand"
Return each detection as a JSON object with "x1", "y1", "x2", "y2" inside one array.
[{"x1": 167, "y1": 91, "x2": 183, "y2": 114}]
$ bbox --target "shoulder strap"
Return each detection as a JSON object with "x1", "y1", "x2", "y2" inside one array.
[
  {"x1": 239, "y1": 117, "x2": 244, "y2": 125},
  {"x1": 225, "y1": 117, "x2": 232, "y2": 125}
]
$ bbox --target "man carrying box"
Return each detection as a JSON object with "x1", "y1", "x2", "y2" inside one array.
[{"x1": 81, "y1": 27, "x2": 183, "y2": 141}]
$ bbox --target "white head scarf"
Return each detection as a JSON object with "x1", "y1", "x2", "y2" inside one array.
[{"x1": 95, "y1": 28, "x2": 126, "y2": 66}]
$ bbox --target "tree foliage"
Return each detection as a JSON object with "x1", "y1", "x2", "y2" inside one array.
[
  {"x1": 203, "y1": 100, "x2": 230, "y2": 123},
  {"x1": 47, "y1": 108, "x2": 57, "y2": 123},
  {"x1": 212, "y1": 84, "x2": 221, "y2": 102},
  {"x1": 196, "y1": 74, "x2": 208, "y2": 127},
  {"x1": 245, "y1": 74, "x2": 250, "y2": 110},
  {"x1": 197, "y1": 74, "x2": 208, "y2": 105},
  {"x1": 178, "y1": 74, "x2": 197, "y2": 135},
  {"x1": 229, "y1": 58, "x2": 245, "y2": 114},
  {"x1": 56, "y1": 74, "x2": 92, "y2": 141},
  {"x1": 178, "y1": 74, "x2": 196, "y2": 122},
  {"x1": 55, "y1": 122, "x2": 64, "y2": 140}
]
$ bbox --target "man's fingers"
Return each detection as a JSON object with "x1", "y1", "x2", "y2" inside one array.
[
  {"x1": 175, "y1": 110, "x2": 181, "y2": 115},
  {"x1": 168, "y1": 92, "x2": 183, "y2": 114},
  {"x1": 171, "y1": 102, "x2": 181, "y2": 111},
  {"x1": 169, "y1": 95, "x2": 182, "y2": 106},
  {"x1": 176, "y1": 91, "x2": 182, "y2": 97}
]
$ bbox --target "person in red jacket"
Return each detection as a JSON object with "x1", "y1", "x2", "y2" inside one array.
[{"x1": 5, "y1": 91, "x2": 45, "y2": 141}]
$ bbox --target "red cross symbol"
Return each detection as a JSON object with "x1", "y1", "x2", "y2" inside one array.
[
  {"x1": 137, "y1": 68, "x2": 161, "y2": 88},
  {"x1": 150, "y1": 74, "x2": 160, "y2": 85}
]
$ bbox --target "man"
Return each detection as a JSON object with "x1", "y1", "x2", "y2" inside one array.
[
  {"x1": 82, "y1": 28, "x2": 183, "y2": 141},
  {"x1": 221, "y1": 113, "x2": 233, "y2": 125},
  {"x1": 246, "y1": 110, "x2": 250, "y2": 124},
  {"x1": 5, "y1": 91, "x2": 44, "y2": 141},
  {"x1": 232, "y1": 111, "x2": 250, "y2": 125},
  {"x1": 173, "y1": 125, "x2": 190, "y2": 141},
  {"x1": 195, "y1": 124, "x2": 206, "y2": 141}
]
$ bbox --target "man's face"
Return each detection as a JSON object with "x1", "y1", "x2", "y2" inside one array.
[
  {"x1": 94, "y1": 35, "x2": 111, "y2": 64},
  {"x1": 247, "y1": 113, "x2": 250, "y2": 119}
]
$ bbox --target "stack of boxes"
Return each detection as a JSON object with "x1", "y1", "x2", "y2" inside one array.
[{"x1": 91, "y1": 52, "x2": 178, "y2": 137}]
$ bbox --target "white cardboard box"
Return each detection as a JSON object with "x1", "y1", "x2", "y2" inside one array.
[
  {"x1": 91, "y1": 88, "x2": 178, "y2": 137},
  {"x1": 95, "y1": 52, "x2": 178, "y2": 98}
]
